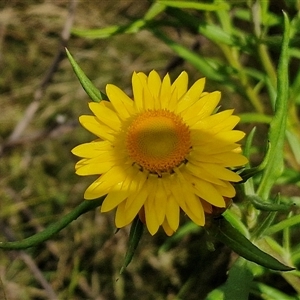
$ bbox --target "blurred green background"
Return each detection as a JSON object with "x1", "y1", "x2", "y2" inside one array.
[{"x1": 1, "y1": 1, "x2": 300, "y2": 299}]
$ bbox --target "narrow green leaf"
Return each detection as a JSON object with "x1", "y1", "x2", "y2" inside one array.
[
  {"x1": 247, "y1": 194, "x2": 291, "y2": 211},
  {"x1": 65, "y1": 48, "x2": 106, "y2": 102},
  {"x1": 239, "y1": 141, "x2": 271, "y2": 183},
  {"x1": 239, "y1": 113, "x2": 272, "y2": 124},
  {"x1": 257, "y1": 13, "x2": 290, "y2": 199},
  {"x1": 223, "y1": 210, "x2": 250, "y2": 238},
  {"x1": 72, "y1": 25, "x2": 121, "y2": 39},
  {"x1": 208, "y1": 217, "x2": 294, "y2": 271},
  {"x1": 241, "y1": 126, "x2": 256, "y2": 194},
  {"x1": 72, "y1": 2, "x2": 166, "y2": 39},
  {"x1": 143, "y1": 2, "x2": 166, "y2": 20},
  {"x1": 151, "y1": 29, "x2": 226, "y2": 82},
  {"x1": 166, "y1": 8, "x2": 239, "y2": 47},
  {"x1": 251, "y1": 195, "x2": 283, "y2": 239},
  {"x1": 265, "y1": 214, "x2": 300, "y2": 236},
  {"x1": 243, "y1": 126, "x2": 256, "y2": 160},
  {"x1": 120, "y1": 217, "x2": 144, "y2": 274},
  {"x1": 251, "y1": 282, "x2": 296, "y2": 300},
  {"x1": 72, "y1": 19, "x2": 150, "y2": 39},
  {"x1": 0, "y1": 198, "x2": 104, "y2": 249},
  {"x1": 158, "y1": 1, "x2": 229, "y2": 11}
]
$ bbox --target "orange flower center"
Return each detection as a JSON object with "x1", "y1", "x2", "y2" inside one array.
[{"x1": 126, "y1": 109, "x2": 191, "y2": 174}]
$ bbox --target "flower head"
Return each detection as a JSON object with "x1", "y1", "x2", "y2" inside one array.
[{"x1": 72, "y1": 71, "x2": 248, "y2": 236}]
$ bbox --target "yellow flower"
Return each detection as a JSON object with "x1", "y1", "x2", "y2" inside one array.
[{"x1": 72, "y1": 70, "x2": 248, "y2": 236}]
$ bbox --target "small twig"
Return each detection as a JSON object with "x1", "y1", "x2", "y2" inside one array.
[{"x1": 6, "y1": 0, "x2": 78, "y2": 144}]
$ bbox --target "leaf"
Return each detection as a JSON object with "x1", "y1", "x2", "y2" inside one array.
[
  {"x1": 266, "y1": 214, "x2": 300, "y2": 236},
  {"x1": 207, "y1": 217, "x2": 294, "y2": 271},
  {"x1": 72, "y1": 2, "x2": 166, "y2": 39},
  {"x1": 120, "y1": 217, "x2": 144, "y2": 274},
  {"x1": 247, "y1": 194, "x2": 291, "y2": 212},
  {"x1": 251, "y1": 282, "x2": 296, "y2": 300},
  {"x1": 151, "y1": 28, "x2": 227, "y2": 82},
  {"x1": 239, "y1": 141, "x2": 271, "y2": 183},
  {"x1": 65, "y1": 48, "x2": 106, "y2": 102},
  {"x1": 158, "y1": 1, "x2": 229, "y2": 11},
  {"x1": 223, "y1": 258, "x2": 253, "y2": 300},
  {"x1": 239, "y1": 113, "x2": 272, "y2": 124}
]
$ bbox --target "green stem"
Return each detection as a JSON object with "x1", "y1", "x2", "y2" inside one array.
[
  {"x1": 0, "y1": 198, "x2": 104, "y2": 250},
  {"x1": 265, "y1": 214, "x2": 300, "y2": 236}
]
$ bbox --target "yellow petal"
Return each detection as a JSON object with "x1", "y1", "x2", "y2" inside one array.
[
  {"x1": 191, "y1": 143, "x2": 240, "y2": 155},
  {"x1": 189, "y1": 162, "x2": 242, "y2": 182},
  {"x1": 101, "y1": 166, "x2": 140, "y2": 212},
  {"x1": 132, "y1": 72, "x2": 145, "y2": 112},
  {"x1": 183, "y1": 206, "x2": 205, "y2": 227},
  {"x1": 191, "y1": 129, "x2": 245, "y2": 146},
  {"x1": 191, "y1": 109, "x2": 234, "y2": 129},
  {"x1": 145, "y1": 196, "x2": 160, "y2": 235},
  {"x1": 190, "y1": 177, "x2": 225, "y2": 208},
  {"x1": 214, "y1": 130, "x2": 246, "y2": 143},
  {"x1": 154, "y1": 179, "x2": 167, "y2": 225},
  {"x1": 174, "y1": 168, "x2": 206, "y2": 225},
  {"x1": 183, "y1": 193, "x2": 205, "y2": 226},
  {"x1": 165, "y1": 175, "x2": 187, "y2": 211},
  {"x1": 124, "y1": 171, "x2": 148, "y2": 210},
  {"x1": 124, "y1": 187, "x2": 148, "y2": 225},
  {"x1": 193, "y1": 113, "x2": 240, "y2": 133},
  {"x1": 88, "y1": 102, "x2": 121, "y2": 131},
  {"x1": 159, "y1": 73, "x2": 172, "y2": 109},
  {"x1": 79, "y1": 115, "x2": 114, "y2": 142},
  {"x1": 106, "y1": 84, "x2": 135, "y2": 119},
  {"x1": 215, "y1": 181, "x2": 236, "y2": 198},
  {"x1": 84, "y1": 165, "x2": 129, "y2": 199},
  {"x1": 176, "y1": 77, "x2": 206, "y2": 113},
  {"x1": 182, "y1": 91, "x2": 221, "y2": 121},
  {"x1": 162, "y1": 218, "x2": 175, "y2": 236},
  {"x1": 101, "y1": 181, "x2": 132, "y2": 212},
  {"x1": 188, "y1": 147, "x2": 248, "y2": 166},
  {"x1": 136, "y1": 72, "x2": 147, "y2": 82},
  {"x1": 213, "y1": 115, "x2": 240, "y2": 132},
  {"x1": 172, "y1": 71, "x2": 188, "y2": 100},
  {"x1": 84, "y1": 178, "x2": 110, "y2": 200},
  {"x1": 165, "y1": 196, "x2": 180, "y2": 232},
  {"x1": 213, "y1": 152, "x2": 249, "y2": 167},
  {"x1": 115, "y1": 201, "x2": 130, "y2": 228},
  {"x1": 142, "y1": 81, "x2": 155, "y2": 110},
  {"x1": 75, "y1": 159, "x2": 114, "y2": 176},
  {"x1": 71, "y1": 141, "x2": 111, "y2": 158},
  {"x1": 185, "y1": 163, "x2": 227, "y2": 186},
  {"x1": 147, "y1": 70, "x2": 161, "y2": 105}
]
